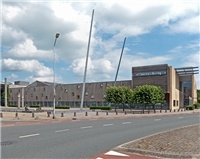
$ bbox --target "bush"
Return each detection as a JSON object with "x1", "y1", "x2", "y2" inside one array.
[
  {"x1": 30, "y1": 105, "x2": 40, "y2": 108},
  {"x1": 186, "y1": 105, "x2": 195, "y2": 110},
  {"x1": 90, "y1": 106, "x2": 111, "y2": 110},
  {"x1": 8, "y1": 104, "x2": 17, "y2": 107},
  {"x1": 193, "y1": 103, "x2": 200, "y2": 109},
  {"x1": 55, "y1": 106, "x2": 70, "y2": 109}
]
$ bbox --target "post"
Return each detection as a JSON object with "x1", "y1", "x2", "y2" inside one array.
[
  {"x1": 52, "y1": 33, "x2": 60, "y2": 119},
  {"x1": 80, "y1": 9, "x2": 94, "y2": 111},
  {"x1": 17, "y1": 93, "x2": 21, "y2": 109},
  {"x1": 21, "y1": 87, "x2": 24, "y2": 108},
  {"x1": 4, "y1": 78, "x2": 8, "y2": 107},
  {"x1": 114, "y1": 37, "x2": 126, "y2": 86}
]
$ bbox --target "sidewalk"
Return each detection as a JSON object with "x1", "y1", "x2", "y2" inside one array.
[{"x1": 0, "y1": 107, "x2": 199, "y2": 122}]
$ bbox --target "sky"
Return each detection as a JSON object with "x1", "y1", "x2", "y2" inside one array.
[{"x1": 1, "y1": 0, "x2": 200, "y2": 89}]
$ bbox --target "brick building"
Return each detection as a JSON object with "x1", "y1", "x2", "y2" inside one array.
[{"x1": 8, "y1": 64, "x2": 198, "y2": 110}]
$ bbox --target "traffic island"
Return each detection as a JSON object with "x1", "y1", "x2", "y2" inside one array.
[{"x1": 114, "y1": 124, "x2": 200, "y2": 159}]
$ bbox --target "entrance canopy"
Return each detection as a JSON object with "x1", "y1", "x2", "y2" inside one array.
[{"x1": 175, "y1": 66, "x2": 199, "y2": 76}]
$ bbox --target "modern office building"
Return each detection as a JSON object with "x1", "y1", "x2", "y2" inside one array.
[{"x1": 8, "y1": 64, "x2": 198, "y2": 110}]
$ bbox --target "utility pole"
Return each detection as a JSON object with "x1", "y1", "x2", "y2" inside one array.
[{"x1": 4, "y1": 78, "x2": 8, "y2": 107}]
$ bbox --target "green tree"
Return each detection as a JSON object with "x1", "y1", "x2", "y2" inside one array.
[
  {"x1": 132, "y1": 85, "x2": 165, "y2": 109},
  {"x1": 197, "y1": 90, "x2": 200, "y2": 103},
  {"x1": 105, "y1": 86, "x2": 125, "y2": 111},
  {"x1": 122, "y1": 87, "x2": 133, "y2": 111},
  {"x1": 1, "y1": 85, "x2": 9, "y2": 106}
]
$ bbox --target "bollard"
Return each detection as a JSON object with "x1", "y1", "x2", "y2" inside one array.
[
  {"x1": 74, "y1": 112, "x2": 76, "y2": 117},
  {"x1": 174, "y1": 109, "x2": 176, "y2": 112},
  {"x1": 85, "y1": 112, "x2": 88, "y2": 116},
  {"x1": 96, "y1": 111, "x2": 98, "y2": 116},
  {"x1": 181, "y1": 109, "x2": 183, "y2": 112},
  {"x1": 32, "y1": 112, "x2": 35, "y2": 118},
  {"x1": 170, "y1": 109, "x2": 172, "y2": 112},
  {"x1": 106, "y1": 111, "x2": 108, "y2": 115},
  {"x1": 165, "y1": 109, "x2": 167, "y2": 113},
  {"x1": 0, "y1": 112, "x2": 3, "y2": 118},
  {"x1": 116, "y1": 111, "x2": 118, "y2": 115},
  {"x1": 160, "y1": 109, "x2": 162, "y2": 113},
  {"x1": 148, "y1": 110, "x2": 150, "y2": 114},
  {"x1": 142, "y1": 109, "x2": 144, "y2": 114},
  {"x1": 154, "y1": 109, "x2": 156, "y2": 113},
  {"x1": 178, "y1": 109, "x2": 180, "y2": 112},
  {"x1": 61, "y1": 112, "x2": 64, "y2": 117},
  {"x1": 124, "y1": 111, "x2": 126, "y2": 115},
  {"x1": 15, "y1": 112, "x2": 18, "y2": 117},
  {"x1": 47, "y1": 112, "x2": 50, "y2": 117}
]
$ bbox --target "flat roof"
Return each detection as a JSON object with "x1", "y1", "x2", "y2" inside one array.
[{"x1": 175, "y1": 66, "x2": 199, "y2": 76}]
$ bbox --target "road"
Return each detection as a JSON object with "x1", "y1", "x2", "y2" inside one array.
[{"x1": 1, "y1": 114, "x2": 199, "y2": 159}]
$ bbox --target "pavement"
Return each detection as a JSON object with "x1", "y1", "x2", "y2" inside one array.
[{"x1": 1, "y1": 107, "x2": 200, "y2": 159}]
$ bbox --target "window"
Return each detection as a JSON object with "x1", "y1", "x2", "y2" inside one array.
[
  {"x1": 43, "y1": 87, "x2": 45, "y2": 91},
  {"x1": 85, "y1": 92, "x2": 88, "y2": 96},
  {"x1": 46, "y1": 96, "x2": 48, "y2": 100},
  {"x1": 41, "y1": 93, "x2": 43, "y2": 97},
  {"x1": 100, "y1": 84, "x2": 103, "y2": 87},
  {"x1": 77, "y1": 95, "x2": 80, "y2": 99},
  {"x1": 34, "y1": 88, "x2": 36, "y2": 91},
  {"x1": 91, "y1": 95, "x2": 94, "y2": 99},
  {"x1": 72, "y1": 92, "x2": 74, "y2": 96},
  {"x1": 65, "y1": 89, "x2": 68, "y2": 93},
  {"x1": 36, "y1": 96, "x2": 38, "y2": 100},
  {"x1": 173, "y1": 100, "x2": 176, "y2": 106},
  {"x1": 77, "y1": 85, "x2": 80, "y2": 89}
]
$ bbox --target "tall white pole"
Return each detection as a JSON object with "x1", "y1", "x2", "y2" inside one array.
[
  {"x1": 80, "y1": 9, "x2": 94, "y2": 110},
  {"x1": 4, "y1": 78, "x2": 8, "y2": 107},
  {"x1": 53, "y1": 33, "x2": 60, "y2": 119},
  {"x1": 114, "y1": 37, "x2": 126, "y2": 86}
]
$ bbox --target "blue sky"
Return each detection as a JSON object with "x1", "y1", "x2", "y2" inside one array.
[{"x1": 1, "y1": 0, "x2": 200, "y2": 88}]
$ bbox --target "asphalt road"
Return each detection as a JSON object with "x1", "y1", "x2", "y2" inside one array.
[{"x1": 1, "y1": 114, "x2": 199, "y2": 159}]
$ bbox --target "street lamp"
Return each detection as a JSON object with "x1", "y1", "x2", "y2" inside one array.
[{"x1": 53, "y1": 32, "x2": 60, "y2": 119}]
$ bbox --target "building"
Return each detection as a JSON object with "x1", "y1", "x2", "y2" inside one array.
[{"x1": 8, "y1": 64, "x2": 198, "y2": 110}]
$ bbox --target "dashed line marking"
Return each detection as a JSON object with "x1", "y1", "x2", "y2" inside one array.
[
  {"x1": 122, "y1": 122, "x2": 131, "y2": 125},
  {"x1": 103, "y1": 124, "x2": 113, "y2": 127},
  {"x1": 81, "y1": 126, "x2": 93, "y2": 129},
  {"x1": 154, "y1": 119, "x2": 161, "y2": 121},
  {"x1": 55, "y1": 129, "x2": 69, "y2": 133},
  {"x1": 19, "y1": 133, "x2": 40, "y2": 138}
]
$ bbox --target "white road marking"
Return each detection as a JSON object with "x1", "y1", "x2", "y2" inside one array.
[
  {"x1": 178, "y1": 117, "x2": 183, "y2": 119},
  {"x1": 154, "y1": 119, "x2": 161, "y2": 121},
  {"x1": 81, "y1": 126, "x2": 93, "y2": 129},
  {"x1": 103, "y1": 124, "x2": 113, "y2": 127},
  {"x1": 19, "y1": 133, "x2": 40, "y2": 138},
  {"x1": 96, "y1": 157, "x2": 103, "y2": 159},
  {"x1": 105, "y1": 150, "x2": 129, "y2": 157},
  {"x1": 122, "y1": 122, "x2": 131, "y2": 124},
  {"x1": 55, "y1": 129, "x2": 69, "y2": 133}
]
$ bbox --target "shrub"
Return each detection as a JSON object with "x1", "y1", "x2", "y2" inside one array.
[
  {"x1": 90, "y1": 106, "x2": 111, "y2": 110},
  {"x1": 30, "y1": 105, "x2": 40, "y2": 108},
  {"x1": 193, "y1": 103, "x2": 200, "y2": 109},
  {"x1": 55, "y1": 106, "x2": 70, "y2": 109},
  {"x1": 8, "y1": 104, "x2": 17, "y2": 107},
  {"x1": 186, "y1": 105, "x2": 195, "y2": 110}
]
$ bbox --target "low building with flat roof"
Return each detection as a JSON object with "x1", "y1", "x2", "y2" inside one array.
[{"x1": 7, "y1": 64, "x2": 198, "y2": 110}]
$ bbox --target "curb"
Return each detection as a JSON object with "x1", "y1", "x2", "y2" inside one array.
[{"x1": 114, "y1": 124, "x2": 200, "y2": 159}]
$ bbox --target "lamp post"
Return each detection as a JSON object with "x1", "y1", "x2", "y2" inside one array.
[{"x1": 53, "y1": 32, "x2": 60, "y2": 119}]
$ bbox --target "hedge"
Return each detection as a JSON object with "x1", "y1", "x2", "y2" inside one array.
[
  {"x1": 193, "y1": 103, "x2": 200, "y2": 109},
  {"x1": 55, "y1": 106, "x2": 70, "y2": 109},
  {"x1": 186, "y1": 105, "x2": 195, "y2": 110},
  {"x1": 8, "y1": 105, "x2": 17, "y2": 107},
  {"x1": 90, "y1": 106, "x2": 111, "y2": 110}
]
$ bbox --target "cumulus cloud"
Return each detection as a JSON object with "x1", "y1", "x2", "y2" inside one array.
[{"x1": 1, "y1": 1, "x2": 199, "y2": 87}]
